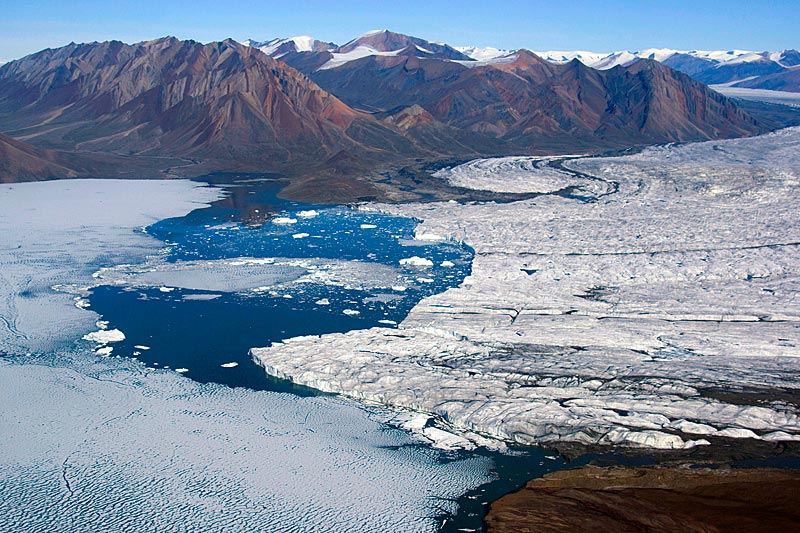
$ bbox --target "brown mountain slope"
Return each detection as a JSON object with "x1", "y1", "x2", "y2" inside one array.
[
  {"x1": 309, "y1": 50, "x2": 764, "y2": 150},
  {"x1": 0, "y1": 38, "x2": 420, "y2": 175},
  {"x1": 0, "y1": 131, "x2": 76, "y2": 182},
  {"x1": 336, "y1": 30, "x2": 471, "y2": 60},
  {"x1": 734, "y1": 67, "x2": 800, "y2": 92}
]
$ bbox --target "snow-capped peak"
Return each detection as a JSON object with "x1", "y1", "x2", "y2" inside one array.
[
  {"x1": 241, "y1": 36, "x2": 333, "y2": 57},
  {"x1": 455, "y1": 46, "x2": 513, "y2": 62},
  {"x1": 285, "y1": 36, "x2": 318, "y2": 53},
  {"x1": 360, "y1": 29, "x2": 389, "y2": 37}
]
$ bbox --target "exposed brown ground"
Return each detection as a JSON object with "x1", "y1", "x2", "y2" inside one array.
[{"x1": 485, "y1": 466, "x2": 800, "y2": 533}]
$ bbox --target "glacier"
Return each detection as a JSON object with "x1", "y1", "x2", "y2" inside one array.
[{"x1": 252, "y1": 127, "x2": 800, "y2": 450}]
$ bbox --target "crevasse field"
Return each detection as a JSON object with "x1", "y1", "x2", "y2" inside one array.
[
  {"x1": 0, "y1": 180, "x2": 491, "y2": 532},
  {"x1": 253, "y1": 127, "x2": 800, "y2": 450}
]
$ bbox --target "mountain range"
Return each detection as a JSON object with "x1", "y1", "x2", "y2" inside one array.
[
  {"x1": 0, "y1": 30, "x2": 791, "y2": 200},
  {"x1": 244, "y1": 31, "x2": 800, "y2": 92}
]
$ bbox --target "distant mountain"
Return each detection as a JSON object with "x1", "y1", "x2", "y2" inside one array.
[
  {"x1": 243, "y1": 36, "x2": 336, "y2": 56},
  {"x1": 0, "y1": 33, "x2": 776, "y2": 198},
  {"x1": 733, "y1": 68, "x2": 800, "y2": 92},
  {"x1": 337, "y1": 30, "x2": 471, "y2": 60},
  {"x1": 526, "y1": 48, "x2": 800, "y2": 92},
  {"x1": 304, "y1": 47, "x2": 763, "y2": 150},
  {"x1": 247, "y1": 33, "x2": 800, "y2": 93},
  {"x1": 454, "y1": 46, "x2": 511, "y2": 62}
]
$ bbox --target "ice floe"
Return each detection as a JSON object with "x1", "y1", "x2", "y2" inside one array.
[
  {"x1": 83, "y1": 328, "x2": 126, "y2": 344},
  {"x1": 399, "y1": 256, "x2": 434, "y2": 267},
  {"x1": 85, "y1": 256, "x2": 405, "y2": 295}
]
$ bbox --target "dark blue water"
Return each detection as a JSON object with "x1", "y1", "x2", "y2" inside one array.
[{"x1": 88, "y1": 176, "x2": 472, "y2": 391}]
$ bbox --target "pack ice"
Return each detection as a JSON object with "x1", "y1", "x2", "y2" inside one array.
[{"x1": 252, "y1": 128, "x2": 800, "y2": 450}]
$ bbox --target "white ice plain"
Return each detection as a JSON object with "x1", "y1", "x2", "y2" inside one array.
[
  {"x1": 0, "y1": 179, "x2": 491, "y2": 532},
  {"x1": 252, "y1": 127, "x2": 800, "y2": 450}
]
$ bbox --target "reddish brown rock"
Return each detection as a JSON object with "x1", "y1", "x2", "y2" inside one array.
[{"x1": 485, "y1": 466, "x2": 800, "y2": 533}]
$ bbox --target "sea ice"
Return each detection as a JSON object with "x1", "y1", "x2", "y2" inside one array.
[
  {"x1": 82, "y1": 328, "x2": 126, "y2": 344},
  {"x1": 0, "y1": 179, "x2": 492, "y2": 532},
  {"x1": 399, "y1": 256, "x2": 434, "y2": 267}
]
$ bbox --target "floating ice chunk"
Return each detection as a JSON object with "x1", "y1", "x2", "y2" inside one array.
[
  {"x1": 220, "y1": 362, "x2": 238, "y2": 368},
  {"x1": 417, "y1": 277, "x2": 434, "y2": 283},
  {"x1": 360, "y1": 224, "x2": 377, "y2": 229},
  {"x1": 392, "y1": 286, "x2": 407, "y2": 292},
  {"x1": 315, "y1": 298, "x2": 331, "y2": 305},
  {"x1": 74, "y1": 297, "x2": 90, "y2": 309},
  {"x1": 83, "y1": 328, "x2": 126, "y2": 344},
  {"x1": 95, "y1": 346, "x2": 113, "y2": 356},
  {"x1": 379, "y1": 320, "x2": 397, "y2": 325},
  {"x1": 292, "y1": 233, "x2": 310, "y2": 239},
  {"x1": 175, "y1": 368, "x2": 189, "y2": 373},
  {"x1": 399, "y1": 256, "x2": 433, "y2": 268},
  {"x1": 343, "y1": 309, "x2": 360, "y2": 316},
  {"x1": 134, "y1": 345, "x2": 150, "y2": 350},
  {"x1": 415, "y1": 233, "x2": 445, "y2": 242},
  {"x1": 394, "y1": 412, "x2": 431, "y2": 431},
  {"x1": 96, "y1": 320, "x2": 109, "y2": 329},
  {"x1": 296, "y1": 210, "x2": 319, "y2": 218},
  {"x1": 440, "y1": 260, "x2": 455, "y2": 268},
  {"x1": 182, "y1": 294, "x2": 222, "y2": 301},
  {"x1": 422, "y1": 427, "x2": 475, "y2": 450},
  {"x1": 272, "y1": 217, "x2": 297, "y2": 225},
  {"x1": 159, "y1": 287, "x2": 174, "y2": 293}
]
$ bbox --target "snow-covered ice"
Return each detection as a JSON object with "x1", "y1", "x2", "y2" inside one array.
[{"x1": 252, "y1": 128, "x2": 800, "y2": 449}]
